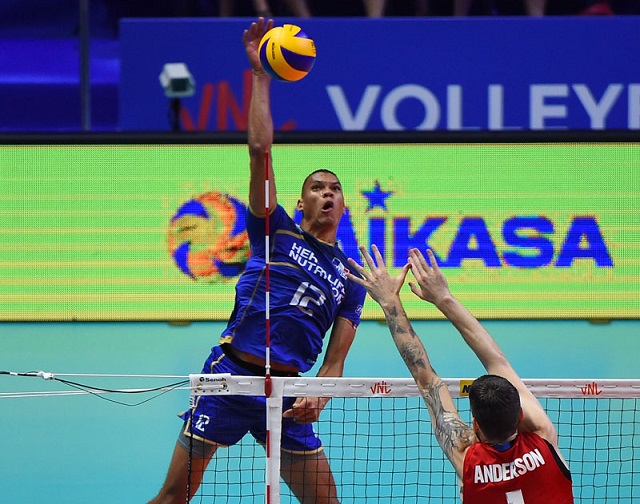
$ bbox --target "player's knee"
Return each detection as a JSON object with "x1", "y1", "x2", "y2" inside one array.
[{"x1": 176, "y1": 424, "x2": 218, "y2": 459}]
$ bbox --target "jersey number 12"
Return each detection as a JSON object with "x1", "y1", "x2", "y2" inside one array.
[{"x1": 290, "y1": 282, "x2": 326, "y2": 316}]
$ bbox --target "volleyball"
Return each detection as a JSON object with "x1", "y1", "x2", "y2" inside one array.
[
  {"x1": 258, "y1": 24, "x2": 316, "y2": 82},
  {"x1": 167, "y1": 192, "x2": 250, "y2": 280}
]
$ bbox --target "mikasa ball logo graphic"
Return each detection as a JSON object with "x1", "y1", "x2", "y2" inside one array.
[{"x1": 167, "y1": 192, "x2": 250, "y2": 281}]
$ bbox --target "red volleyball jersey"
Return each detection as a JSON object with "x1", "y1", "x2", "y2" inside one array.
[{"x1": 462, "y1": 431, "x2": 573, "y2": 503}]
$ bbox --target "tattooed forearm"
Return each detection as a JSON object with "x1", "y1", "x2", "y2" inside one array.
[
  {"x1": 398, "y1": 341, "x2": 430, "y2": 371},
  {"x1": 385, "y1": 306, "x2": 410, "y2": 336},
  {"x1": 422, "y1": 379, "x2": 475, "y2": 458},
  {"x1": 378, "y1": 295, "x2": 474, "y2": 469},
  {"x1": 385, "y1": 305, "x2": 435, "y2": 376},
  {"x1": 385, "y1": 306, "x2": 421, "y2": 339},
  {"x1": 385, "y1": 307, "x2": 430, "y2": 373},
  {"x1": 379, "y1": 294, "x2": 474, "y2": 470}
]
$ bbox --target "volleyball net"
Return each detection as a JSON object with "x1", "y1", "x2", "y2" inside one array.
[{"x1": 188, "y1": 375, "x2": 640, "y2": 504}]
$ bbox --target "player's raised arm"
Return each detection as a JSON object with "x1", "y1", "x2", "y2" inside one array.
[
  {"x1": 347, "y1": 245, "x2": 475, "y2": 477},
  {"x1": 406, "y1": 249, "x2": 506, "y2": 374},
  {"x1": 408, "y1": 248, "x2": 561, "y2": 448},
  {"x1": 243, "y1": 17, "x2": 276, "y2": 216}
]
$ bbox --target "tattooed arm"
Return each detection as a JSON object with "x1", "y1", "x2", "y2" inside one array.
[
  {"x1": 408, "y1": 247, "x2": 564, "y2": 460},
  {"x1": 347, "y1": 245, "x2": 476, "y2": 479}
]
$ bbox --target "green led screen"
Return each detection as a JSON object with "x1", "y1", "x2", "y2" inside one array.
[{"x1": 1, "y1": 140, "x2": 638, "y2": 321}]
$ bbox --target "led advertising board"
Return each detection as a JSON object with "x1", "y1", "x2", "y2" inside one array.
[{"x1": 1, "y1": 134, "x2": 637, "y2": 321}]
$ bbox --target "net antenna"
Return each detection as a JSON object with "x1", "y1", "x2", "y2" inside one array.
[{"x1": 264, "y1": 151, "x2": 280, "y2": 504}]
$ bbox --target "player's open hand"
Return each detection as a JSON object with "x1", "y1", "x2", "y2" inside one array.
[
  {"x1": 242, "y1": 17, "x2": 274, "y2": 74},
  {"x1": 347, "y1": 244, "x2": 410, "y2": 308},
  {"x1": 407, "y1": 248, "x2": 451, "y2": 306}
]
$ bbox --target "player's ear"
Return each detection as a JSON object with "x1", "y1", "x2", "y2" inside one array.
[
  {"x1": 472, "y1": 418, "x2": 483, "y2": 440},
  {"x1": 296, "y1": 199, "x2": 303, "y2": 211}
]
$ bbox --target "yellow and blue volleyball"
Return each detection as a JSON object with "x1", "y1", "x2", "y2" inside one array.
[{"x1": 258, "y1": 24, "x2": 316, "y2": 82}]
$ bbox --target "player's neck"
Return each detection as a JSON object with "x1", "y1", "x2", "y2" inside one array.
[
  {"x1": 483, "y1": 431, "x2": 518, "y2": 447},
  {"x1": 300, "y1": 221, "x2": 337, "y2": 245}
]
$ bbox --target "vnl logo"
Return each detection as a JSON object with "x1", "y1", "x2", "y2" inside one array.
[
  {"x1": 581, "y1": 382, "x2": 603, "y2": 396},
  {"x1": 176, "y1": 70, "x2": 297, "y2": 132},
  {"x1": 370, "y1": 381, "x2": 392, "y2": 395}
]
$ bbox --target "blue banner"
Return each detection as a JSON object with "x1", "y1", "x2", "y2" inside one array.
[{"x1": 120, "y1": 17, "x2": 640, "y2": 132}]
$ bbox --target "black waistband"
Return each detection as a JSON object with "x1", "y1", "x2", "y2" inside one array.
[{"x1": 222, "y1": 344, "x2": 299, "y2": 377}]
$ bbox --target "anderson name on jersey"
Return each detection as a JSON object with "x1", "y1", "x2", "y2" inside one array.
[{"x1": 463, "y1": 431, "x2": 573, "y2": 503}]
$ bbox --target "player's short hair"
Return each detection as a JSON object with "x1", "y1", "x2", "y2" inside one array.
[
  {"x1": 469, "y1": 374, "x2": 521, "y2": 442},
  {"x1": 301, "y1": 169, "x2": 340, "y2": 195}
]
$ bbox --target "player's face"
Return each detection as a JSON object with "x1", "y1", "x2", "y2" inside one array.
[{"x1": 298, "y1": 172, "x2": 345, "y2": 229}]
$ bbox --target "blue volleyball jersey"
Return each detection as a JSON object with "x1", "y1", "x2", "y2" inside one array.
[{"x1": 219, "y1": 205, "x2": 366, "y2": 372}]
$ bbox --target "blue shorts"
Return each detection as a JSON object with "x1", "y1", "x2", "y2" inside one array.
[{"x1": 180, "y1": 345, "x2": 323, "y2": 455}]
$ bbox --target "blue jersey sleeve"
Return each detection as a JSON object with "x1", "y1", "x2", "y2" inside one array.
[
  {"x1": 331, "y1": 246, "x2": 366, "y2": 328},
  {"x1": 245, "y1": 205, "x2": 290, "y2": 257}
]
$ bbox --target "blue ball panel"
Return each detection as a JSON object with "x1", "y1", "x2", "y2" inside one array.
[
  {"x1": 281, "y1": 46, "x2": 315, "y2": 73},
  {"x1": 228, "y1": 197, "x2": 247, "y2": 236},
  {"x1": 173, "y1": 242, "x2": 193, "y2": 276},
  {"x1": 172, "y1": 199, "x2": 209, "y2": 221}
]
